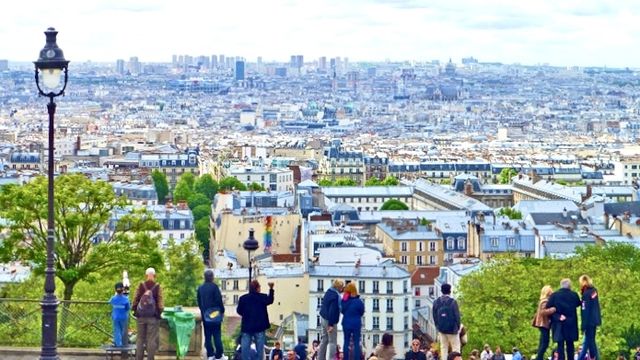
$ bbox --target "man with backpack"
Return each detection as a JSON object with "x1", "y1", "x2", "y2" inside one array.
[
  {"x1": 132, "y1": 267, "x2": 164, "y2": 360},
  {"x1": 432, "y1": 283, "x2": 461, "y2": 360}
]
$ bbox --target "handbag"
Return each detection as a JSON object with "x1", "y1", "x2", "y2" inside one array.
[{"x1": 203, "y1": 306, "x2": 223, "y2": 324}]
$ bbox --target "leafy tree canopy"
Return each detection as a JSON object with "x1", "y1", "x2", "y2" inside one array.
[
  {"x1": 188, "y1": 193, "x2": 211, "y2": 210},
  {"x1": 151, "y1": 170, "x2": 169, "y2": 204},
  {"x1": 380, "y1": 199, "x2": 409, "y2": 210},
  {"x1": 248, "y1": 182, "x2": 266, "y2": 191},
  {"x1": 498, "y1": 168, "x2": 518, "y2": 184},
  {"x1": 219, "y1": 177, "x2": 247, "y2": 192},
  {"x1": 194, "y1": 174, "x2": 218, "y2": 199},
  {"x1": 458, "y1": 243, "x2": 640, "y2": 359}
]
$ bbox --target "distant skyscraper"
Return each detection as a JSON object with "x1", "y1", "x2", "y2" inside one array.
[
  {"x1": 172, "y1": 55, "x2": 177, "y2": 67},
  {"x1": 319, "y1": 56, "x2": 327, "y2": 71},
  {"x1": 290, "y1": 55, "x2": 297, "y2": 68},
  {"x1": 127, "y1": 57, "x2": 141, "y2": 75},
  {"x1": 227, "y1": 57, "x2": 235, "y2": 69},
  {"x1": 235, "y1": 60, "x2": 245, "y2": 81},
  {"x1": 219, "y1": 55, "x2": 225, "y2": 67},
  {"x1": 257, "y1": 56, "x2": 263, "y2": 73},
  {"x1": 211, "y1": 55, "x2": 218, "y2": 69},
  {"x1": 344, "y1": 57, "x2": 349, "y2": 71},
  {"x1": 197, "y1": 55, "x2": 210, "y2": 70},
  {"x1": 116, "y1": 59, "x2": 126, "y2": 75}
]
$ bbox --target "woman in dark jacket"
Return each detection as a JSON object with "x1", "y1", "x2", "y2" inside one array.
[
  {"x1": 342, "y1": 283, "x2": 365, "y2": 360},
  {"x1": 533, "y1": 285, "x2": 556, "y2": 360},
  {"x1": 577, "y1": 275, "x2": 601, "y2": 360}
]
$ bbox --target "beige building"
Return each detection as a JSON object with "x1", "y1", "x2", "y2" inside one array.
[{"x1": 376, "y1": 218, "x2": 444, "y2": 271}]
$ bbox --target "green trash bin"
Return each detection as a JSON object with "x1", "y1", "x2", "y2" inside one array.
[{"x1": 162, "y1": 308, "x2": 195, "y2": 359}]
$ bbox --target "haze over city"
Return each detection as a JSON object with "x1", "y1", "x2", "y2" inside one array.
[{"x1": 2, "y1": 0, "x2": 640, "y2": 67}]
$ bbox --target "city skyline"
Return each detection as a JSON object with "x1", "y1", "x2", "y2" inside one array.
[{"x1": 1, "y1": 0, "x2": 640, "y2": 68}]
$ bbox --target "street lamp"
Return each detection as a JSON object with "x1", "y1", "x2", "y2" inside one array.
[
  {"x1": 34, "y1": 27, "x2": 69, "y2": 360},
  {"x1": 242, "y1": 228, "x2": 259, "y2": 290}
]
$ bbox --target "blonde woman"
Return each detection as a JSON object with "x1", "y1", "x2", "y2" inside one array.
[{"x1": 532, "y1": 285, "x2": 556, "y2": 360}]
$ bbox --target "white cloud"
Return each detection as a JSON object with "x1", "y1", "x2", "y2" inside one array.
[{"x1": 0, "y1": 0, "x2": 638, "y2": 67}]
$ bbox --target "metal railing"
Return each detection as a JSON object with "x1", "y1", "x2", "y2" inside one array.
[{"x1": 0, "y1": 298, "x2": 125, "y2": 348}]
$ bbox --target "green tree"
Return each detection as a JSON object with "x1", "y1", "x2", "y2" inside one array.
[
  {"x1": 192, "y1": 204, "x2": 212, "y2": 220},
  {"x1": 380, "y1": 199, "x2": 409, "y2": 210},
  {"x1": 188, "y1": 193, "x2": 211, "y2": 210},
  {"x1": 194, "y1": 174, "x2": 218, "y2": 199},
  {"x1": 420, "y1": 218, "x2": 432, "y2": 226},
  {"x1": 334, "y1": 178, "x2": 357, "y2": 186},
  {"x1": 219, "y1": 177, "x2": 247, "y2": 192},
  {"x1": 381, "y1": 175, "x2": 399, "y2": 186},
  {"x1": 498, "y1": 207, "x2": 523, "y2": 220},
  {"x1": 195, "y1": 217, "x2": 211, "y2": 256},
  {"x1": 151, "y1": 169, "x2": 169, "y2": 204},
  {"x1": 318, "y1": 179, "x2": 334, "y2": 186},
  {"x1": 458, "y1": 244, "x2": 640, "y2": 359},
  {"x1": 365, "y1": 177, "x2": 382, "y2": 186},
  {"x1": 174, "y1": 173, "x2": 198, "y2": 202},
  {"x1": 0, "y1": 174, "x2": 162, "y2": 301},
  {"x1": 498, "y1": 168, "x2": 518, "y2": 184},
  {"x1": 163, "y1": 238, "x2": 205, "y2": 307},
  {"x1": 248, "y1": 182, "x2": 266, "y2": 191}
]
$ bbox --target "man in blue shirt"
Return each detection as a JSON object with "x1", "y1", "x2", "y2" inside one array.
[
  {"x1": 109, "y1": 282, "x2": 130, "y2": 347},
  {"x1": 237, "y1": 280, "x2": 275, "y2": 360}
]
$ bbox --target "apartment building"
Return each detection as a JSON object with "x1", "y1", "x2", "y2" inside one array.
[{"x1": 376, "y1": 218, "x2": 443, "y2": 270}]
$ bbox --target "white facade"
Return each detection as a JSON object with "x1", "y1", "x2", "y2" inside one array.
[
  {"x1": 230, "y1": 167, "x2": 294, "y2": 192},
  {"x1": 308, "y1": 264, "x2": 413, "y2": 358}
]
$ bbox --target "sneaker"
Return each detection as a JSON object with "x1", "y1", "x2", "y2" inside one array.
[{"x1": 216, "y1": 355, "x2": 229, "y2": 360}]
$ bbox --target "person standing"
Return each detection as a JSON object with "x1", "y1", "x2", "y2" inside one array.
[
  {"x1": 480, "y1": 345, "x2": 492, "y2": 360},
  {"x1": 546, "y1": 279, "x2": 581, "y2": 360},
  {"x1": 577, "y1": 275, "x2": 601, "y2": 360},
  {"x1": 432, "y1": 283, "x2": 461, "y2": 360},
  {"x1": 341, "y1": 283, "x2": 365, "y2": 360},
  {"x1": 374, "y1": 333, "x2": 396, "y2": 360},
  {"x1": 405, "y1": 339, "x2": 426, "y2": 360},
  {"x1": 490, "y1": 347, "x2": 505, "y2": 360},
  {"x1": 294, "y1": 337, "x2": 308, "y2": 360},
  {"x1": 198, "y1": 269, "x2": 226, "y2": 360},
  {"x1": 533, "y1": 285, "x2": 557, "y2": 360},
  {"x1": 270, "y1": 342, "x2": 284, "y2": 360},
  {"x1": 319, "y1": 280, "x2": 344, "y2": 360},
  {"x1": 237, "y1": 280, "x2": 275, "y2": 360},
  {"x1": 132, "y1": 267, "x2": 164, "y2": 360},
  {"x1": 109, "y1": 282, "x2": 130, "y2": 347}
]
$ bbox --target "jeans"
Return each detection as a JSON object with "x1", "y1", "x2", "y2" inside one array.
[
  {"x1": 535, "y1": 327, "x2": 550, "y2": 360},
  {"x1": 136, "y1": 317, "x2": 159, "y2": 360},
  {"x1": 556, "y1": 339, "x2": 574, "y2": 360},
  {"x1": 578, "y1": 327, "x2": 598, "y2": 360},
  {"x1": 318, "y1": 318, "x2": 337, "y2": 360},
  {"x1": 242, "y1": 331, "x2": 266, "y2": 360},
  {"x1": 343, "y1": 328, "x2": 361, "y2": 360},
  {"x1": 113, "y1": 318, "x2": 128, "y2": 347},
  {"x1": 204, "y1": 322, "x2": 224, "y2": 359}
]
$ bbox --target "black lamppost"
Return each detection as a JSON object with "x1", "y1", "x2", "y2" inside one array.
[
  {"x1": 242, "y1": 228, "x2": 259, "y2": 290},
  {"x1": 34, "y1": 27, "x2": 69, "y2": 360}
]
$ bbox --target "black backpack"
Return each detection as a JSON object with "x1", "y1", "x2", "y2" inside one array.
[
  {"x1": 137, "y1": 283, "x2": 158, "y2": 317},
  {"x1": 436, "y1": 297, "x2": 457, "y2": 333}
]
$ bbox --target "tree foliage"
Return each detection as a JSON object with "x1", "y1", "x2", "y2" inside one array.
[
  {"x1": 380, "y1": 199, "x2": 409, "y2": 211},
  {"x1": 194, "y1": 174, "x2": 218, "y2": 199},
  {"x1": 219, "y1": 177, "x2": 247, "y2": 192},
  {"x1": 458, "y1": 244, "x2": 640, "y2": 359},
  {"x1": 366, "y1": 176, "x2": 400, "y2": 186},
  {"x1": 163, "y1": 237, "x2": 205, "y2": 307},
  {"x1": 0, "y1": 174, "x2": 162, "y2": 301},
  {"x1": 151, "y1": 170, "x2": 169, "y2": 204},
  {"x1": 498, "y1": 207, "x2": 523, "y2": 220},
  {"x1": 318, "y1": 179, "x2": 333, "y2": 186},
  {"x1": 173, "y1": 173, "x2": 196, "y2": 202},
  {"x1": 498, "y1": 168, "x2": 518, "y2": 184},
  {"x1": 188, "y1": 193, "x2": 211, "y2": 210},
  {"x1": 248, "y1": 182, "x2": 266, "y2": 191},
  {"x1": 195, "y1": 217, "x2": 211, "y2": 257},
  {"x1": 192, "y1": 204, "x2": 212, "y2": 220}
]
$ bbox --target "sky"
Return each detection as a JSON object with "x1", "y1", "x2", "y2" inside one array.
[{"x1": 1, "y1": 0, "x2": 639, "y2": 67}]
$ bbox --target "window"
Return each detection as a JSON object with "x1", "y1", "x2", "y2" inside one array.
[
  {"x1": 316, "y1": 315, "x2": 321, "y2": 327},
  {"x1": 429, "y1": 287, "x2": 435, "y2": 297},
  {"x1": 414, "y1": 287, "x2": 420, "y2": 296},
  {"x1": 221, "y1": 281, "x2": 227, "y2": 291},
  {"x1": 416, "y1": 255, "x2": 423, "y2": 265},
  {"x1": 317, "y1": 279, "x2": 324, "y2": 292},
  {"x1": 359, "y1": 280, "x2": 365, "y2": 294},
  {"x1": 430, "y1": 242, "x2": 436, "y2": 251},
  {"x1": 386, "y1": 281, "x2": 393, "y2": 294},
  {"x1": 403, "y1": 280, "x2": 408, "y2": 293},
  {"x1": 372, "y1": 334, "x2": 380, "y2": 346},
  {"x1": 317, "y1": 297, "x2": 322, "y2": 309},
  {"x1": 401, "y1": 242, "x2": 407, "y2": 252},
  {"x1": 404, "y1": 297, "x2": 409, "y2": 311},
  {"x1": 430, "y1": 256, "x2": 436, "y2": 265},
  {"x1": 373, "y1": 316, "x2": 379, "y2": 330},
  {"x1": 386, "y1": 299, "x2": 393, "y2": 312},
  {"x1": 418, "y1": 242, "x2": 424, "y2": 252},
  {"x1": 447, "y1": 237, "x2": 454, "y2": 250},
  {"x1": 491, "y1": 237, "x2": 499, "y2": 248},
  {"x1": 372, "y1": 281, "x2": 379, "y2": 294},
  {"x1": 415, "y1": 299, "x2": 421, "y2": 307},
  {"x1": 386, "y1": 316, "x2": 393, "y2": 330},
  {"x1": 180, "y1": 233, "x2": 185, "y2": 239},
  {"x1": 233, "y1": 280, "x2": 239, "y2": 290},
  {"x1": 404, "y1": 316, "x2": 409, "y2": 329},
  {"x1": 457, "y1": 237, "x2": 465, "y2": 250},
  {"x1": 373, "y1": 298, "x2": 380, "y2": 312},
  {"x1": 507, "y1": 237, "x2": 516, "y2": 247},
  {"x1": 400, "y1": 256, "x2": 407, "y2": 264},
  {"x1": 233, "y1": 295, "x2": 239, "y2": 304}
]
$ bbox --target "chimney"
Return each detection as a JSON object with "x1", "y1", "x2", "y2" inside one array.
[
  {"x1": 604, "y1": 212, "x2": 610, "y2": 228},
  {"x1": 582, "y1": 184, "x2": 593, "y2": 202},
  {"x1": 562, "y1": 208, "x2": 568, "y2": 218}
]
